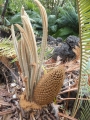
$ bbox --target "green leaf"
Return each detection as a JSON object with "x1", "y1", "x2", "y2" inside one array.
[
  {"x1": 9, "y1": 13, "x2": 22, "y2": 25},
  {"x1": 4, "y1": 18, "x2": 10, "y2": 26},
  {"x1": 48, "y1": 15, "x2": 56, "y2": 25},
  {"x1": 50, "y1": 25, "x2": 57, "y2": 33},
  {"x1": 25, "y1": 1, "x2": 39, "y2": 13},
  {"x1": 9, "y1": 11, "x2": 36, "y2": 25},
  {"x1": 54, "y1": 27, "x2": 74, "y2": 37}
]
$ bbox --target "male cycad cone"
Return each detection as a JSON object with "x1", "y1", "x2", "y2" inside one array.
[{"x1": 33, "y1": 66, "x2": 65, "y2": 105}]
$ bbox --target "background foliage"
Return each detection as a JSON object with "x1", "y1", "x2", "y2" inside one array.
[{"x1": 0, "y1": 0, "x2": 78, "y2": 39}]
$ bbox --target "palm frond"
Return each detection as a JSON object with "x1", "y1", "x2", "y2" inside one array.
[
  {"x1": 78, "y1": 100, "x2": 90, "y2": 120},
  {"x1": 72, "y1": 0, "x2": 90, "y2": 117}
]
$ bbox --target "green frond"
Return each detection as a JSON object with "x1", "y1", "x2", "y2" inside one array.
[
  {"x1": 0, "y1": 38, "x2": 16, "y2": 58},
  {"x1": 78, "y1": 100, "x2": 90, "y2": 120},
  {"x1": 72, "y1": 0, "x2": 90, "y2": 117}
]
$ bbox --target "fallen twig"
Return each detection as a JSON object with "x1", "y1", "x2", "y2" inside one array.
[
  {"x1": 58, "y1": 112, "x2": 77, "y2": 120},
  {"x1": 0, "y1": 106, "x2": 15, "y2": 115},
  {"x1": 57, "y1": 98, "x2": 90, "y2": 103},
  {"x1": 2, "y1": 69, "x2": 10, "y2": 93},
  {"x1": 59, "y1": 88, "x2": 78, "y2": 95},
  {"x1": 0, "y1": 101, "x2": 11, "y2": 106},
  {"x1": 0, "y1": 88, "x2": 11, "y2": 97},
  {"x1": 1, "y1": 61, "x2": 20, "y2": 85}
]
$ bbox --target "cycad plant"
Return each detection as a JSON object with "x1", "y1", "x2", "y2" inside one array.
[
  {"x1": 11, "y1": 0, "x2": 90, "y2": 119},
  {"x1": 71, "y1": 0, "x2": 90, "y2": 119},
  {"x1": 11, "y1": 0, "x2": 64, "y2": 113}
]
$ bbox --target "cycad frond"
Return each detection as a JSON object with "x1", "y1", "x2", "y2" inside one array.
[
  {"x1": 0, "y1": 38, "x2": 16, "y2": 58},
  {"x1": 72, "y1": 0, "x2": 90, "y2": 117},
  {"x1": 11, "y1": 0, "x2": 48, "y2": 101},
  {"x1": 34, "y1": 0, "x2": 48, "y2": 82},
  {"x1": 78, "y1": 100, "x2": 90, "y2": 120}
]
